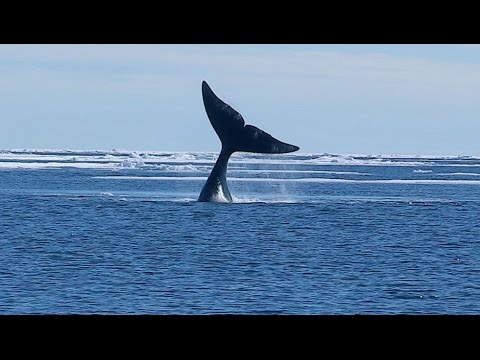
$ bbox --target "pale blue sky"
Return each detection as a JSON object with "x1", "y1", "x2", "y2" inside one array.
[{"x1": 1, "y1": 44, "x2": 479, "y2": 155}]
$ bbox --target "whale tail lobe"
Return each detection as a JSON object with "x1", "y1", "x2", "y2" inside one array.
[{"x1": 201, "y1": 81, "x2": 299, "y2": 154}]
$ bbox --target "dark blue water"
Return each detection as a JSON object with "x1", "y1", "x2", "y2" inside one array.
[{"x1": 1, "y1": 150, "x2": 480, "y2": 314}]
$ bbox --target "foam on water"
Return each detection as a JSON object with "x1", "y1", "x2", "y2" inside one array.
[{"x1": 173, "y1": 197, "x2": 197, "y2": 203}]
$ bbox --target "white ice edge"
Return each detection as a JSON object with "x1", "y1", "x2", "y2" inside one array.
[
  {"x1": 0, "y1": 162, "x2": 119, "y2": 169},
  {"x1": 2, "y1": 150, "x2": 480, "y2": 169},
  {"x1": 0, "y1": 161, "x2": 372, "y2": 174},
  {"x1": 2, "y1": 157, "x2": 479, "y2": 168},
  {"x1": 3, "y1": 148, "x2": 479, "y2": 158}
]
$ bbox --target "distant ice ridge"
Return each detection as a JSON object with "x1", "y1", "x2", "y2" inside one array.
[
  {"x1": 2, "y1": 149, "x2": 480, "y2": 170},
  {"x1": 119, "y1": 158, "x2": 145, "y2": 169}
]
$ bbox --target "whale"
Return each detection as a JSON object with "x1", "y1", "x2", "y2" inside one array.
[{"x1": 198, "y1": 81, "x2": 299, "y2": 203}]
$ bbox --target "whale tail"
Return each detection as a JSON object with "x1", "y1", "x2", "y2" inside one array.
[
  {"x1": 198, "y1": 81, "x2": 299, "y2": 202},
  {"x1": 202, "y1": 81, "x2": 299, "y2": 154}
]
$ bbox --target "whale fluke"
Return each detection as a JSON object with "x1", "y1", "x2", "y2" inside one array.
[
  {"x1": 198, "y1": 81, "x2": 299, "y2": 203},
  {"x1": 201, "y1": 81, "x2": 299, "y2": 155}
]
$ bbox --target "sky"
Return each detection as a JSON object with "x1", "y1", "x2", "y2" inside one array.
[{"x1": 1, "y1": 44, "x2": 480, "y2": 155}]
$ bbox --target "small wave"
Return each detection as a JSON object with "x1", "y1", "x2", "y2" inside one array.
[
  {"x1": 413, "y1": 169, "x2": 433, "y2": 174},
  {"x1": 437, "y1": 172, "x2": 480, "y2": 176},
  {"x1": 93, "y1": 175, "x2": 480, "y2": 185},
  {"x1": 154, "y1": 164, "x2": 203, "y2": 172},
  {"x1": 230, "y1": 169, "x2": 371, "y2": 176},
  {"x1": 232, "y1": 196, "x2": 301, "y2": 204}
]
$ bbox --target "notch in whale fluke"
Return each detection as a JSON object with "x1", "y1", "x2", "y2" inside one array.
[{"x1": 201, "y1": 81, "x2": 299, "y2": 154}]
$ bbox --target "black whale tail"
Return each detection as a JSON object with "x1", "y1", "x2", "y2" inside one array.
[
  {"x1": 202, "y1": 81, "x2": 299, "y2": 155},
  {"x1": 198, "y1": 81, "x2": 299, "y2": 203}
]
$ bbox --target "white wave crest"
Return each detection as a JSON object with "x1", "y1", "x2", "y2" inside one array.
[
  {"x1": 154, "y1": 164, "x2": 203, "y2": 172},
  {"x1": 436, "y1": 172, "x2": 480, "y2": 176},
  {"x1": 231, "y1": 196, "x2": 301, "y2": 204},
  {"x1": 413, "y1": 169, "x2": 433, "y2": 173}
]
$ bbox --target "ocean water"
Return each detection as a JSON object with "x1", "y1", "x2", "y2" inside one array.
[{"x1": 1, "y1": 149, "x2": 480, "y2": 314}]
